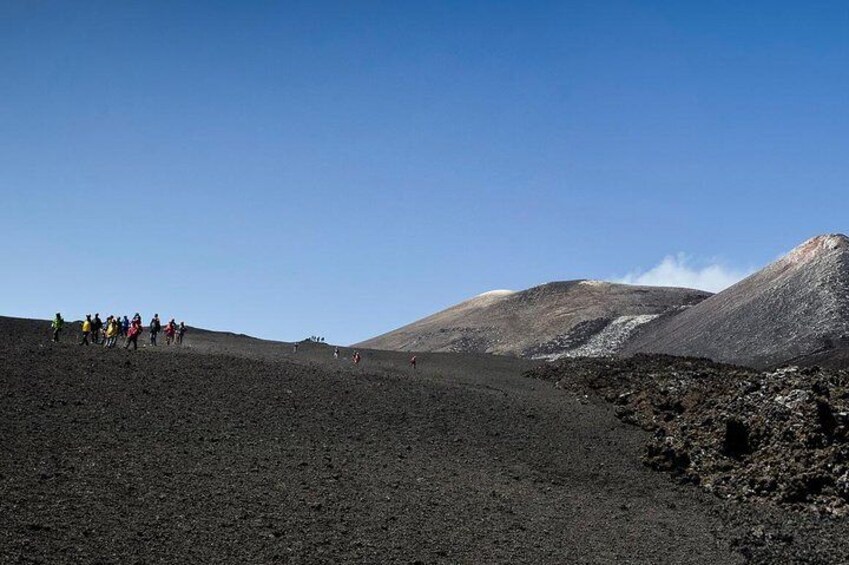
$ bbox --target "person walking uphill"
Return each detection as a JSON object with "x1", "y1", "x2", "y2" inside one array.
[
  {"x1": 80, "y1": 314, "x2": 92, "y2": 346},
  {"x1": 124, "y1": 319, "x2": 142, "y2": 350},
  {"x1": 149, "y1": 314, "x2": 161, "y2": 346},
  {"x1": 164, "y1": 319, "x2": 176, "y2": 345},
  {"x1": 51, "y1": 313, "x2": 64, "y2": 342},
  {"x1": 177, "y1": 322, "x2": 187, "y2": 345},
  {"x1": 91, "y1": 313, "x2": 103, "y2": 344},
  {"x1": 104, "y1": 316, "x2": 119, "y2": 348}
]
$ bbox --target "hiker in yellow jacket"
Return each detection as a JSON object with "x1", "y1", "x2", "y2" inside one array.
[
  {"x1": 80, "y1": 314, "x2": 92, "y2": 346},
  {"x1": 51, "y1": 313, "x2": 64, "y2": 342},
  {"x1": 104, "y1": 316, "x2": 120, "y2": 348}
]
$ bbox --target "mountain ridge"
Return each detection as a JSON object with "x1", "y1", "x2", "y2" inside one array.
[
  {"x1": 358, "y1": 234, "x2": 849, "y2": 369},
  {"x1": 356, "y1": 279, "x2": 711, "y2": 358},
  {"x1": 621, "y1": 234, "x2": 849, "y2": 367}
]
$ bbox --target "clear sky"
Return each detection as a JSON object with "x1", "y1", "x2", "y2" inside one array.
[{"x1": 1, "y1": 1, "x2": 847, "y2": 344}]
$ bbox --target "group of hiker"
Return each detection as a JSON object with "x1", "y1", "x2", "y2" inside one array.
[
  {"x1": 295, "y1": 346, "x2": 415, "y2": 368},
  {"x1": 52, "y1": 312, "x2": 419, "y2": 367},
  {"x1": 51, "y1": 312, "x2": 187, "y2": 350}
]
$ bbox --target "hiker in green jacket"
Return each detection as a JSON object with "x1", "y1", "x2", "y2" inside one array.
[{"x1": 51, "y1": 312, "x2": 64, "y2": 342}]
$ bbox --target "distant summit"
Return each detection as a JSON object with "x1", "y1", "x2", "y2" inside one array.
[
  {"x1": 785, "y1": 233, "x2": 849, "y2": 260},
  {"x1": 359, "y1": 234, "x2": 849, "y2": 369},
  {"x1": 356, "y1": 280, "x2": 710, "y2": 358},
  {"x1": 622, "y1": 234, "x2": 849, "y2": 368}
]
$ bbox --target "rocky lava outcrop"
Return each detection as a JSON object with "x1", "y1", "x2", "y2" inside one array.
[{"x1": 529, "y1": 355, "x2": 849, "y2": 515}]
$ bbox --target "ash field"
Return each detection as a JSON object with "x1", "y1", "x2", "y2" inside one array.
[{"x1": 3, "y1": 317, "x2": 849, "y2": 564}]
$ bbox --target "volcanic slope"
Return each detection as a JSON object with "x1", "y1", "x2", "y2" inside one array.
[
  {"x1": 356, "y1": 281, "x2": 710, "y2": 359},
  {"x1": 623, "y1": 234, "x2": 849, "y2": 368},
  {"x1": 8, "y1": 315, "x2": 846, "y2": 564}
]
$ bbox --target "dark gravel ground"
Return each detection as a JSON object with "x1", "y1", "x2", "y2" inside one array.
[{"x1": 0, "y1": 317, "x2": 845, "y2": 563}]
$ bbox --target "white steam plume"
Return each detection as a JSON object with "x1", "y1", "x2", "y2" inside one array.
[{"x1": 618, "y1": 253, "x2": 752, "y2": 293}]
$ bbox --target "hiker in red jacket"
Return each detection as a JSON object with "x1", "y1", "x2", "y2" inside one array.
[
  {"x1": 124, "y1": 319, "x2": 143, "y2": 350},
  {"x1": 164, "y1": 319, "x2": 177, "y2": 345}
]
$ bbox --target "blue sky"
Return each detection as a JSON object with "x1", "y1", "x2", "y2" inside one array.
[{"x1": 1, "y1": 1, "x2": 847, "y2": 344}]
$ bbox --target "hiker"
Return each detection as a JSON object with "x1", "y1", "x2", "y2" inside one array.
[
  {"x1": 121, "y1": 316, "x2": 130, "y2": 338},
  {"x1": 51, "y1": 313, "x2": 64, "y2": 342},
  {"x1": 149, "y1": 314, "x2": 161, "y2": 346},
  {"x1": 132, "y1": 312, "x2": 142, "y2": 326},
  {"x1": 410, "y1": 355, "x2": 417, "y2": 370},
  {"x1": 91, "y1": 313, "x2": 103, "y2": 344},
  {"x1": 80, "y1": 314, "x2": 92, "y2": 346},
  {"x1": 164, "y1": 319, "x2": 176, "y2": 345},
  {"x1": 177, "y1": 322, "x2": 187, "y2": 345},
  {"x1": 105, "y1": 316, "x2": 120, "y2": 348},
  {"x1": 124, "y1": 319, "x2": 142, "y2": 350},
  {"x1": 334, "y1": 347, "x2": 340, "y2": 359},
  {"x1": 293, "y1": 343, "x2": 298, "y2": 353},
  {"x1": 352, "y1": 351, "x2": 361, "y2": 365}
]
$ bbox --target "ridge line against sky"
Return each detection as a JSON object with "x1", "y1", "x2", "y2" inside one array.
[{"x1": 0, "y1": 1, "x2": 846, "y2": 344}]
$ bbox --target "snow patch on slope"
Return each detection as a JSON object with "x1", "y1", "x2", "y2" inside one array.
[
  {"x1": 579, "y1": 280, "x2": 610, "y2": 287},
  {"x1": 533, "y1": 314, "x2": 661, "y2": 361},
  {"x1": 476, "y1": 289, "x2": 515, "y2": 297}
]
